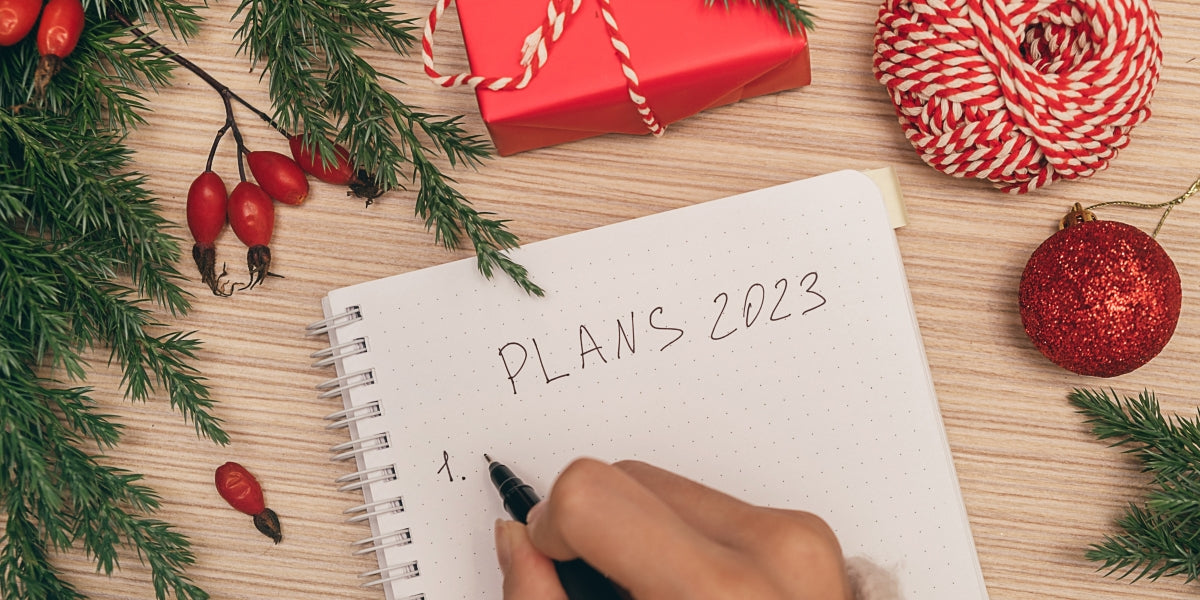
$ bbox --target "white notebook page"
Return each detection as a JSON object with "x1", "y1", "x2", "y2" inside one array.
[{"x1": 317, "y1": 170, "x2": 989, "y2": 600}]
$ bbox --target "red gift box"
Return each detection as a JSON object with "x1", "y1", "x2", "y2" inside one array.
[{"x1": 431, "y1": 0, "x2": 811, "y2": 155}]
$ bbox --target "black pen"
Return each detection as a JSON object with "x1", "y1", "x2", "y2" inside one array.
[{"x1": 485, "y1": 454, "x2": 625, "y2": 600}]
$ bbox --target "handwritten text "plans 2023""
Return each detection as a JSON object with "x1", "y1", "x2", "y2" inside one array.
[{"x1": 496, "y1": 272, "x2": 827, "y2": 394}]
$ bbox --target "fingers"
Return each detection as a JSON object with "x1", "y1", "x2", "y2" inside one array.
[
  {"x1": 612, "y1": 460, "x2": 850, "y2": 600},
  {"x1": 495, "y1": 519, "x2": 567, "y2": 600},
  {"x1": 521, "y1": 458, "x2": 851, "y2": 600},
  {"x1": 613, "y1": 461, "x2": 842, "y2": 553},
  {"x1": 525, "y1": 458, "x2": 773, "y2": 599},
  {"x1": 610, "y1": 460, "x2": 758, "y2": 546}
]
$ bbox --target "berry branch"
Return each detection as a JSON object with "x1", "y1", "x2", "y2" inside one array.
[
  {"x1": 113, "y1": 11, "x2": 278, "y2": 135},
  {"x1": 111, "y1": 7, "x2": 543, "y2": 296},
  {"x1": 112, "y1": 10, "x2": 301, "y2": 293},
  {"x1": 231, "y1": 0, "x2": 544, "y2": 296}
]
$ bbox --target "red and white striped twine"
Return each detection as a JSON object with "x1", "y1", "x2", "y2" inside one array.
[
  {"x1": 873, "y1": 0, "x2": 1162, "y2": 194},
  {"x1": 599, "y1": 0, "x2": 664, "y2": 135},
  {"x1": 422, "y1": 0, "x2": 665, "y2": 136}
]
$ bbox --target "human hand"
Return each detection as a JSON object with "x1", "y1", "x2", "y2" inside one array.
[{"x1": 494, "y1": 458, "x2": 851, "y2": 600}]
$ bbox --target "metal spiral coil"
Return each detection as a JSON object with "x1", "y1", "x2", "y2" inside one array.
[{"x1": 310, "y1": 305, "x2": 422, "y2": 594}]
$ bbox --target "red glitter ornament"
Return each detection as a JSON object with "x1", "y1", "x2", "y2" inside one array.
[{"x1": 1019, "y1": 204, "x2": 1181, "y2": 377}]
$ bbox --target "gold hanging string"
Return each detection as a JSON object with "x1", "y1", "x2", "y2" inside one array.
[{"x1": 1085, "y1": 173, "x2": 1200, "y2": 237}]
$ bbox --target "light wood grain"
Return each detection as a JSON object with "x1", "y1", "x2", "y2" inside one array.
[{"x1": 54, "y1": 1, "x2": 1200, "y2": 598}]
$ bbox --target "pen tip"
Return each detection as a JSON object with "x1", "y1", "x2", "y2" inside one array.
[{"x1": 484, "y1": 453, "x2": 492, "y2": 463}]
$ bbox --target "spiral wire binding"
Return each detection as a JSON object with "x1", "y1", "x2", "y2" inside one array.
[
  {"x1": 323, "y1": 400, "x2": 382, "y2": 430},
  {"x1": 311, "y1": 337, "x2": 369, "y2": 368},
  {"x1": 330, "y1": 431, "x2": 390, "y2": 461},
  {"x1": 309, "y1": 305, "x2": 420, "y2": 594},
  {"x1": 335, "y1": 465, "x2": 398, "y2": 492},
  {"x1": 362, "y1": 560, "x2": 421, "y2": 587},
  {"x1": 306, "y1": 305, "x2": 363, "y2": 336},
  {"x1": 352, "y1": 529, "x2": 414, "y2": 556},
  {"x1": 344, "y1": 495, "x2": 406, "y2": 524},
  {"x1": 316, "y1": 369, "x2": 376, "y2": 399}
]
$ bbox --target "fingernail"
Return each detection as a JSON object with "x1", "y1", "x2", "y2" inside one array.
[
  {"x1": 494, "y1": 519, "x2": 515, "y2": 573},
  {"x1": 526, "y1": 501, "x2": 546, "y2": 525}
]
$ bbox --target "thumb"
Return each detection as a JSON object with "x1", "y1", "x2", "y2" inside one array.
[{"x1": 495, "y1": 519, "x2": 567, "y2": 600}]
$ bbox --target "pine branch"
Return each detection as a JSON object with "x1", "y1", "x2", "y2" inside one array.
[
  {"x1": 2, "y1": 502, "x2": 86, "y2": 600},
  {"x1": 711, "y1": 0, "x2": 817, "y2": 33},
  {"x1": 1071, "y1": 388, "x2": 1200, "y2": 582},
  {"x1": 1087, "y1": 503, "x2": 1200, "y2": 582},
  {"x1": 1, "y1": 367, "x2": 210, "y2": 599},
  {"x1": 74, "y1": 20, "x2": 179, "y2": 130},
  {"x1": 415, "y1": 161, "x2": 542, "y2": 295},
  {"x1": 230, "y1": 0, "x2": 542, "y2": 295},
  {"x1": 1072, "y1": 389, "x2": 1200, "y2": 479},
  {"x1": 106, "y1": 0, "x2": 203, "y2": 39},
  {"x1": 2, "y1": 3, "x2": 226, "y2": 598}
]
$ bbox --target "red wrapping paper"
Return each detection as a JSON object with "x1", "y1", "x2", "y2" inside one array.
[{"x1": 454, "y1": 0, "x2": 811, "y2": 155}]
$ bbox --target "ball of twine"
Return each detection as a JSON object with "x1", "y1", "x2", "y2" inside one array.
[{"x1": 873, "y1": 0, "x2": 1162, "y2": 194}]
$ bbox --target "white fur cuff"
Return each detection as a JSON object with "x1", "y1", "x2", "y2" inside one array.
[{"x1": 845, "y1": 556, "x2": 903, "y2": 600}]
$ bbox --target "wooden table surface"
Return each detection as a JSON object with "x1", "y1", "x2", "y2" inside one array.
[{"x1": 61, "y1": 1, "x2": 1200, "y2": 598}]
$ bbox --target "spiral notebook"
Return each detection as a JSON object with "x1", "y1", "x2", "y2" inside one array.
[{"x1": 307, "y1": 169, "x2": 990, "y2": 600}]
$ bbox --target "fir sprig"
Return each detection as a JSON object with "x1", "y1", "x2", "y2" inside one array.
[
  {"x1": 1070, "y1": 388, "x2": 1200, "y2": 582},
  {"x1": 712, "y1": 0, "x2": 817, "y2": 33},
  {"x1": 2, "y1": 2, "x2": 224, "y2": 598},
  {"x1": 230, "y1": 0, "x2": 544, "y2": 295}
]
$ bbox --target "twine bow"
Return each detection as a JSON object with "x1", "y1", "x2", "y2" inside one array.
[{"x1": 422, "y1": 0, "x2": 666, "y2": 136}]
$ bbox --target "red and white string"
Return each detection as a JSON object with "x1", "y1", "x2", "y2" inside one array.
[
  {"x1": 422, "y1": 0, "x2": 665, "y2": 136},
  {"x1": 873, "y1": 0, "x2": 1162, "y2": 194},
  {"x1": 598, "y1": 0, "x2": 664, "y2": 135}
]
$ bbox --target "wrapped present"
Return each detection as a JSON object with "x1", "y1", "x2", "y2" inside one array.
[{"x1": 424, "y1": 0, "x2": 811, "y2": 155}]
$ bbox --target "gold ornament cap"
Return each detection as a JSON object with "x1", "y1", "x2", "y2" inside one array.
[{"x1": 1059, "y1": 203, "x2": 1097, "y2": 230}]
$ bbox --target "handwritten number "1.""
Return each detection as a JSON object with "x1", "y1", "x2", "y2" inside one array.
[{"x1": 438, "y1": 450, "x2": 456, "y2": 482}]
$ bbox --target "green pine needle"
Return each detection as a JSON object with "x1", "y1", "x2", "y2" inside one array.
[
  {"x1": 1070, "y1": 388, "x2": 1200, "y2": 582},
  {"x1": 231, "y1": 0, "x2": 543, "y2": 296},
  {"x1": 3, "y1": 1, "x2": 224, "y2": 598},
  {"x1": 710, "y1": 0, "x2": 817, "y2": 33}
]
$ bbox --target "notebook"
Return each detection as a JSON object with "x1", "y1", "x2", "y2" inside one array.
[{"x1": 307, "y1": 169, "x2": 990, "y2": 600}]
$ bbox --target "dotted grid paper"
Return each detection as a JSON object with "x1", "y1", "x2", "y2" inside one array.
[{"x1": 316, "y1": 170, "x2": 989, "y2": 600}]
